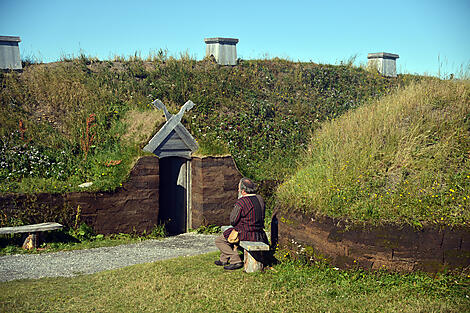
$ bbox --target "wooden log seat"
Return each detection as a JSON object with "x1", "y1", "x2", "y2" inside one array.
[{"x1": 0, "y1": 222, "x2": 63, "y2": 249}]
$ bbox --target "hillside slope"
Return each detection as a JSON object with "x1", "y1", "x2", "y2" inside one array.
[
  {"x1": 277, "y1": 79, "x2": 470, "y2": 226},
  {"x1": 0, "y1": 56, "x2": 415, "y2": 194}
]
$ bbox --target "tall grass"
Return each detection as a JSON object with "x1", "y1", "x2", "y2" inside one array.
[
  {"x1": 277, "y1": 79, "x2": 470, "y2": 227},
  {"x1": 0, "y1": 60, "x2": 138, "y2": 194}
]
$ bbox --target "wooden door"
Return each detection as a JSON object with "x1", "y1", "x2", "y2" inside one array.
[{"x1": 158, "y1": 157, "x2": 190, "y2": 235}]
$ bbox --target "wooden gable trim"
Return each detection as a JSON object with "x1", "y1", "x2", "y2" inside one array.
[{"x1": 143, "y1": 100, "x2": 198, "y2": 158}]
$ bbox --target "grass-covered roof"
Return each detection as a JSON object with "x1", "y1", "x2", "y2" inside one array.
[
  {"x1": 1, "y1": 55, "x2": 412, "y2": 194},
  {"x1": 277, "y1": 79, "x2": 470, "y2": 227}
]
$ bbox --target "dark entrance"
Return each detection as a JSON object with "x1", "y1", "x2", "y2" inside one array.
[{"x1": 158, "y1": 157, "x2": 190, "y2": 235}]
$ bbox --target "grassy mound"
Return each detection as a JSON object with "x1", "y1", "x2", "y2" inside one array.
[
  {"x1": 277, "y1": 79, "x2": 470, "y2": 227},
  {"x1": 0, "y1": 55, "x2": 415, "y2": 195}
]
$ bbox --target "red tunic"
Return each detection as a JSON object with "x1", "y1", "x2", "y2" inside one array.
[{"x1": 223, "y1": 195, "x2": 268, "y2": 243}]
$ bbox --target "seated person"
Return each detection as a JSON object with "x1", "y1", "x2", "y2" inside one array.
[{"x1": 215, "y1": 177, "x2": 268, "y2": 270}]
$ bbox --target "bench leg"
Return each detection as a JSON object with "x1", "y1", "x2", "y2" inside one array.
[
  {"x1": 22, "y1": 233, "x2": 38, "y2": 250},
  {"x1": 243, "y1": 250, "x2": 265, "y2": 273}
]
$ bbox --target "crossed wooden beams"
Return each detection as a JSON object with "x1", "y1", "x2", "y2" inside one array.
[{"x1": 143, "y1": 99, "x2": 198, "y2": 158}]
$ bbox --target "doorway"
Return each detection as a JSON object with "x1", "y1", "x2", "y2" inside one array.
[{"x1": 158, "y1": 157, "x2": 191, "y2": 235}]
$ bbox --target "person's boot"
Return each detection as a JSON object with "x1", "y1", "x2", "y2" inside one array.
[{"x1": 224, "y1": 262, "x2": 243, "y2": 270}]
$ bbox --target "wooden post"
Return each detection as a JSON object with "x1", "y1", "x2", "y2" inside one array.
[
  {"x1": 240, "y1": 241, "x2": 270, "y2": 273},
  {"x1": 244, "y1": 250, "x2": 265, "y2": 273},
  {"x1": 22, "y1": 233, "x2": 38, "y2": 249}
]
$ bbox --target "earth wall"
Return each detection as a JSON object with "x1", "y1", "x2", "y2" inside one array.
[
  {"x1": 0, "y1": 156, "x2": 160, "y2": 235},
  {"x1": 275, "y1": 210, "x2": 470, "y2": 273},
  {"x1": 191, "y1": 156, "x2": 243, "y2": 228}
]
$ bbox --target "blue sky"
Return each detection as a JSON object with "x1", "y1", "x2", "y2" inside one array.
[{"x1": 1, "y1": 0, "x2": 469, "y2": 76}]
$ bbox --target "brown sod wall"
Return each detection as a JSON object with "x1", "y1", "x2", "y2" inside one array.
[
  {"x1": 275, "y1": 210, "x2": 470, "y2": 273},
  {"x1": 0, "y1": 155, "x2": 244, "y2": 234},
  {"x1": 191, "y1": 156, "x2": 242, "y2": 228},
  {"x1": 0, "y1": 156, "x2": 160, "y2": 235},
  {"x1": 74, "y1": 155, "x2": 160, "y2": 234}
]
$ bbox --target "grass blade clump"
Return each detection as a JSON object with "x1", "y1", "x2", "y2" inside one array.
[{"x1": 277, "y1": 79, "x2": 470, "y2": 227}]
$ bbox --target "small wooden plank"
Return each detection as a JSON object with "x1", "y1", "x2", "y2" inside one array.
[
  {"x1": 0, "y1": 222, "x2": 63, "y2": 235},
  {"x1": 162, "y1": 136, "x2": 190, "y2": 150},
  {"x1": 240, "y1": 241, "x2": 270, "y2": 251},
  {"x1": 156, "y1": 150, "x2": 192, "y2": 159}
]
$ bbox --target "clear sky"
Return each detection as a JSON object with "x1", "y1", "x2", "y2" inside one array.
[{"x1": 1, "y1": 0, "x2": 469, "y2": 76}]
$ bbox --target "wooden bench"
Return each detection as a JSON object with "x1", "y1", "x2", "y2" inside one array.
[
  {"x1": 220, "y1": 226, "x2": 270, "y2": 272},
  {"x1": 0, "y1": 222, "x2": 64, "y2": 249},
  {"x1": 239, "y1": 241, "x2": 270, "y2": 273}
]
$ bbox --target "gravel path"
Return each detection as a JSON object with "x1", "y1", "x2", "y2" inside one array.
[{"x1": 0, "y1": 233, "x2": 218, "y2": 282}]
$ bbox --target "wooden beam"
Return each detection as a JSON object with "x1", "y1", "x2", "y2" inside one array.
[
  {"x1": 0, "y1": 222, "x2": 63, "y2": 235},
  {"x1": 239, "y1": 241, "x2": 270, "y2": 273},
  {"x1": 144, "y1": 100, "x2": 198, "y2": 156},
  {"x1": 152, "y1": 99, "x2": 172, "y2": 120},
  {"x1": 240, "y1": 241, "x2": 270, "y2": 251},
  {"x1": 174, "y1": 125, "x2": 198, "y2": 151},
  {"x1": 162, "y1": 137, "x2": 191, "y2": 150},
  {"x1": 156, "y1": 150, "x2": 192, "y2": 159}
]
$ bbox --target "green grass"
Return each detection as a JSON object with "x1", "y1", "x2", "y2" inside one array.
[
  {"x1": 4, "y1": 54, "x2": 463, "y2": 228},
  {"x1": 0, "y1": 56, "x2": 415, "y2": 197},
  {"x1": 0, "y1": 252, "x2": 468, "y2": 312},
  {"x1": 277, "y1": 79, "x2": 470, "y2": 227},
  {"x1": 0, "y1": 60, "x2": 139, "y2": 195}
]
